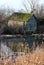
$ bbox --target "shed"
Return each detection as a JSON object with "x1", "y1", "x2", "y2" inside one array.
[
  {"x1": 25, "y1": 15, "x2": 44, "y2": 34},
  {"x1": 25, "y1": 15, "x2": 37, "y2": 33}
]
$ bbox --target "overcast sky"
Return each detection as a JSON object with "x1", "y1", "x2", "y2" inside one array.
[{"x1": 0, "y1": 0, "x2": 44, "y2": 11}]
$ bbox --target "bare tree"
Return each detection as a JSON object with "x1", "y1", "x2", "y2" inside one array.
[
  {"x1": 0, "y1": 8, "x2": 15, "y2": 23},
  {"x1": 23, "y1": 0, "x2": 44, "y2": 17},
  {"x1": 29, "y1": 0, "x2": 39, "y2": 12},
  {"x1": 5, "y1": 8, "x2": 14, "y2": 16},
  {"x1": 0, "y1": 8, "x2": 14, "y2": 31},
  {"x1": 0, "y1": 9, "x2": 5, "y2": 22},
  {"x1": 23, "y1": 0, "x2": 39, "y2": 14},
  {"x1": 38, "y1": 5, "x2": 44, "y2": 17}
]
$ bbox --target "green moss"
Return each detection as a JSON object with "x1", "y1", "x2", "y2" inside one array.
[{"x1": 8, "y1": 13, "x2": 32, "y2": 22}]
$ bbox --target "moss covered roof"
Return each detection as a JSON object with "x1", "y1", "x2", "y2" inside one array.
[{"x1": 8, "y1": 12, "x2": 32, "y2": 22}]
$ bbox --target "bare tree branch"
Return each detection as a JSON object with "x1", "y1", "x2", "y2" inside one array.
[{"x1": 23, "y1": 0, "x2": 39, "y2": 14}]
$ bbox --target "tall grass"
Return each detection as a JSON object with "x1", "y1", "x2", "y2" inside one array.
[{"x1": 0, "y1": 46, "x2": 44, "y2": 65}]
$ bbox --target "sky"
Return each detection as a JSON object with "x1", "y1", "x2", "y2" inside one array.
[{"x1": 0, "y1": 0, "x2": 44, "y2": 11}]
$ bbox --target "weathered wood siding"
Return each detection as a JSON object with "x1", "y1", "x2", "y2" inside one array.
[{"x1": 25, "y1": 15, "x2": 37, "y2": 32}]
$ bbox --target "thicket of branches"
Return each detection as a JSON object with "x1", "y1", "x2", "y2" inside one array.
[{"x1": 23, "y1": 0, "x2": 44, "y2": 17}]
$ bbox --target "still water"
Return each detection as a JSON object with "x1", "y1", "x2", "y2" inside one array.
[{"x1": 0, "y1": 35, "x2": 40, "y2": 57}]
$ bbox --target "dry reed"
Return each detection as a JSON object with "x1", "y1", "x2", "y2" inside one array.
[{"x1": 0, "y1": 47, "x2": 44, "y2": 65}]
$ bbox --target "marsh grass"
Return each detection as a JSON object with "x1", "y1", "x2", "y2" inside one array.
[{"x1": 0, "y1": 44, "x2": 44, "y2": 65}]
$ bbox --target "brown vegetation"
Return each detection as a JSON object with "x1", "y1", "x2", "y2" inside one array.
[{"x1": 0, "y1": 46, "x2": 44, "y2": 65}]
